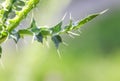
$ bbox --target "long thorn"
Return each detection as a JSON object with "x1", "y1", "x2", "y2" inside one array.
[
  {"x1": 0, "y1": 59, "x2": 5, "y2": 70},
  {"x1": 62, "y1": 42, "x2": 69, "y2": 46},
  {"x1": 68, "y1": 32, "x2": 80, "y2": 36},
  {"x1": 62, "y1": 12, "x2": 67, "y2": 21},
  {"x1": 57, "y1": 49, "x2": 61, "y2": 59}
]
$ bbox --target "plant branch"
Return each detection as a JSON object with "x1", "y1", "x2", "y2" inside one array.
[{"x1": 6, "y1": 0, "x2": 39, "y2": 32}]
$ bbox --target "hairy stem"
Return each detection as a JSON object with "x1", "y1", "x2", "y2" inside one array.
[{"x1": 6, "y1": 0, "x2": 39, "y2": 32}]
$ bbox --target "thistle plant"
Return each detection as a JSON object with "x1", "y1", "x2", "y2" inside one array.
[{"x1": 0, "y1": 0, "x2": 107, "y2": 57}]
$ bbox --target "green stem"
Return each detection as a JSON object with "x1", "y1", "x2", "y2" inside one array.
[{"x1": 7, "y1": 0, "x2": 39, "y2": 32}]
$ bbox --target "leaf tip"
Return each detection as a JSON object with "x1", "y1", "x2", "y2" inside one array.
[{"x1": 100, "y1": 9, "x2": 109, "y2": 15}]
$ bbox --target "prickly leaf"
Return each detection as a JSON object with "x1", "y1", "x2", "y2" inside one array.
[{"x1": 52, "y1": 35, "x2": 62, "y2": 49}]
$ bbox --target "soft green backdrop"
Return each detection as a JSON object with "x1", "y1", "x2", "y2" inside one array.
[{"x1": 0, "y1": 0, "x2": 120, "y2": 81}]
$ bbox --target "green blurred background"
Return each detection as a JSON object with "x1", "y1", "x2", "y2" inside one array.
[{"x1": 0, "y1": 0, "x2": 120, "y2": 81}]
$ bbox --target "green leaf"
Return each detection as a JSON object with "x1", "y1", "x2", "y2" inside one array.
[
  {"x1": 73, "y1": 9, "x2": 108, "y2": 30},
  {"x1": 28, "y1": 18, "x2": 39, "y2": 33},
  {"x1": 35, "y1": 32, "x2": 43, "y2": 43},
  {"x1": 0, "y1": 32, "x2": 8, "y2": 44},
  {"x1": 35, "y1": 28, "x2": 51, "y2": 43},
  {"x1": 29, "y1": 19, "x2": 36, "y2": 29},
  {"x1": 52, "y1": 35, "x2": 62, "y2": 49},
  {"x1": 10, "y1": 30, "x2": 20, "y2": 43},
  {"x1": 73, "y1": 14, "x2": 99, "y2": 30},
  {"x1": 51, "y1": 21, "x2": 62, "y2": 34},
  {"x1": 0, "y1": 46, "x2": 2, "y2": 58},
  {"x1": 13, "y1": 0, "x2": 25, "y2": 11},
  {"x1": 40, "y1": 28, "x2": 51, "y2": 36},
  {"x1": 15, "y1": 0, "x2": 25, "y2": 6}
]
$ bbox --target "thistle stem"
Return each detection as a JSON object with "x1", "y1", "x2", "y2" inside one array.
[{"x1": 6, "y1": 0, "x2": 39, "y2": 32}]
